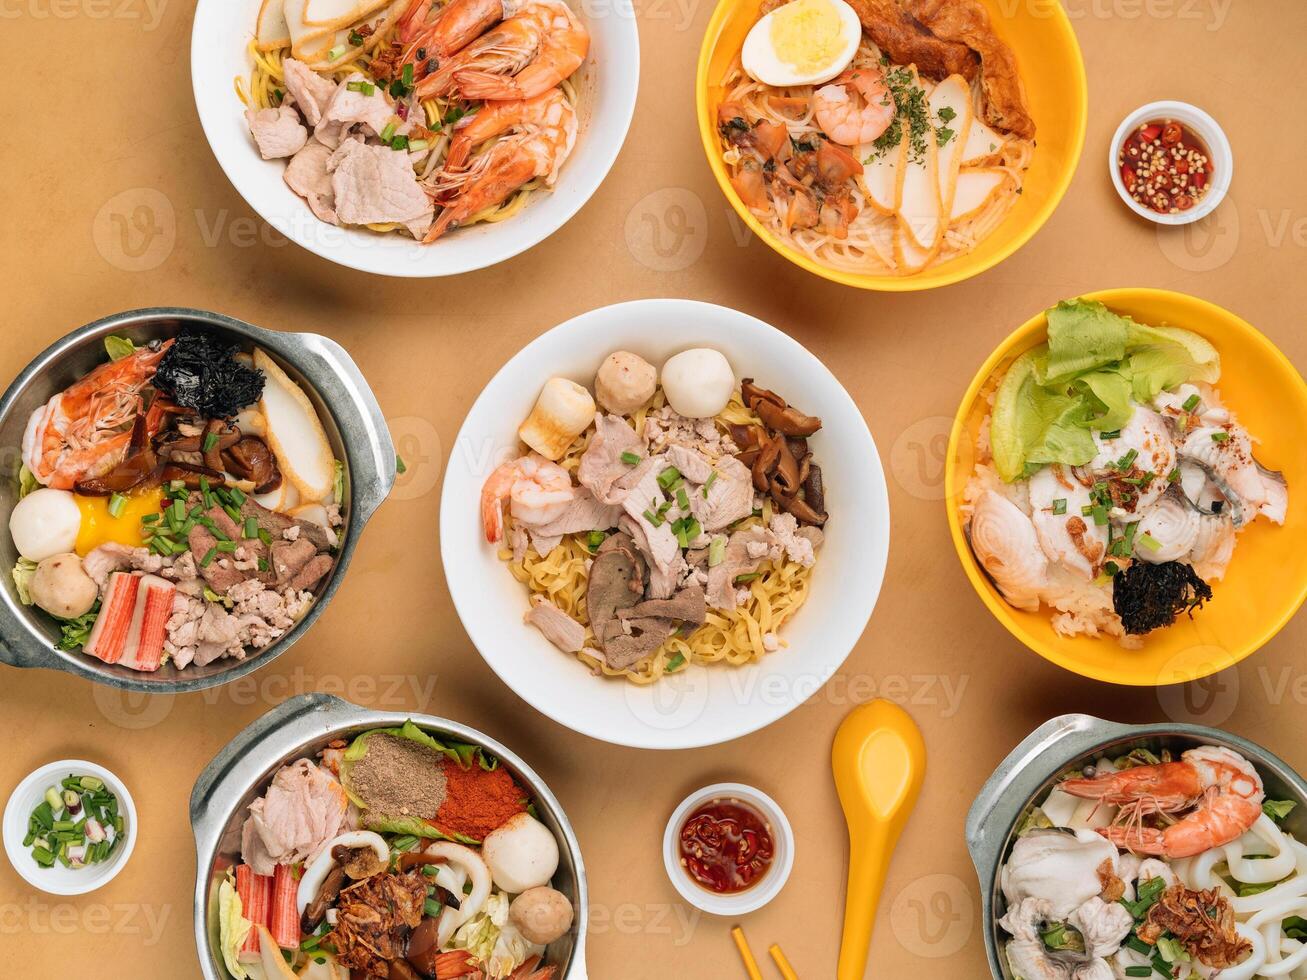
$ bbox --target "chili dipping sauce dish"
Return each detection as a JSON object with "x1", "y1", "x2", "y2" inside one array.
[
  {"x1": 663, "y1": 782, "x2": 794, "y2": 915},
  {"x1": 1109, "y1": 100, "x2": 1232, "y2": 226}
]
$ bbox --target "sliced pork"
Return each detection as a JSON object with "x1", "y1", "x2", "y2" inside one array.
[
  {"x1": 690, "y1": 455, "x2": 755, "y2": 531},
  {"x1": 706, "y1": 526, "x2": 774, "y2": 609},
  {"x1": 524, "y1": 596, "x2": 586, "y2": 653},
  {"x1": 281, "y1": 58, "x2": 338, "y2": 127},
  {"x1": 316, "y1": 73, "x2": 396, "y2": 149},
  {"x1": 667, "y1": 445, "x2": 714, "y2": 485},
  {"x1": 240, "y1": 759, "x2": 350, "y2": 876},
  {"x1": 578, "y1": 414, "x2": 645, "y2": 504},
  {"x1": 284, "y1": 138, "x2": 338, "y2": 224},
  {"x1": 620, "y1": 464, "x2": 680, "y2": 575},
  {"x1": 329, "y1": 141, "x2": 434, "y2": 232},
  {"x1": 246, "y1": 104, "x2": 309, "y2": 160}
]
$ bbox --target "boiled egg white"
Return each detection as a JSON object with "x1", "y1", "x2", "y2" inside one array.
[{"x1": 741, "y1": 0, "x2": 861, "y2": 88}]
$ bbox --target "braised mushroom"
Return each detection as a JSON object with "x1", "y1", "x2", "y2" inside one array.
[{"x1": 223, "y1": 436, "x2": 282, "y2": 494}]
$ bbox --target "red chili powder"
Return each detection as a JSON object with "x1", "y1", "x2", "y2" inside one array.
[{"x1": 433, "y1": 758, "x2": 527, "y2": 841}]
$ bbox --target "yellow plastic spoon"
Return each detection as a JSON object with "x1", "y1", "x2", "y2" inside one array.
[{"x1": 833, "y1": 699, "x2": 927, "y2": 980}]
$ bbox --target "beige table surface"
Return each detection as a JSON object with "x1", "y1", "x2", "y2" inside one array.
[{"x1": 3, "y1": 1, "x2": 1306, "y2": 977}]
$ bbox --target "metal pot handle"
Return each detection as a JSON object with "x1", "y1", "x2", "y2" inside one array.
[
  {"x1": 0, "y1": 600, "x2": 65, "y2": 673},
  {"x1": 189, "y1": 693, "x2": 362, "y2": 852},
  {"x1": 294, "y1": 332, "x2": 396, "y2": 525},
  {"x1": 965, "y1": 714, "x2": 1137, "y2": 876}
]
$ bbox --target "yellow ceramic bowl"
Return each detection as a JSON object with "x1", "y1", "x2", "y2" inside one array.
[
  {"x1": 946, "y1": 289, "x2": 1307, "y2": 686},
  {"x1": 696, "y1": 0, "x2": 1087, "y2": 291}
]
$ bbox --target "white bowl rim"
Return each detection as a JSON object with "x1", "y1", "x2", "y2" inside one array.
[
  {"x1": 439, "y1": 298, "x2": 890, "y2": 750},
  {"x1": 661, "y1": 782, "x2": 795, "y2": 916},
  {"x1": 1108, "y1": 99, "x2": 1233, "y2": 227},
  {"x1": 2, "y1": 759, "x2": 138, "y2": 896},
  {"x1": 190, "y1": 0, "x2": 641, "y2": 278}
]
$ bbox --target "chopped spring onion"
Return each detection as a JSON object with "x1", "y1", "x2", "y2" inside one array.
[
  {"x1": 642, "y1": 509, "x2": 663, "y2": 528},
  {"x1": 587, "y1": 530, "x2": 607, "y2": 552},
  {"x1": 1167, "y1": 467, "x2": 1181, "y2": 483},
  {"x1": 676, "y1": 488, "x2": 690, "y2": 511},
  {"x1": 202, "y1": 431, "x2": 220, "y2": 452},
  {"x1": 423, "y1": 898, "x2": 442, "y2": 919},
  {"x1": 665, "y1": 652, "x2": 687, "y2": 672},
  {"x1": 702, "y1": 470, "x2": 719, "y2": 498},
  {"x1": 107, "y1": 493, "x2": 128, "y2": 519},
  {"x1": 348, "y1": 29, "x2": 365, "y2": 46},
  {"x1": 380, "y1": 121, "x2": 398, "y2": 143},
  {"x1": 1211, "y1": 431, "x2": 1231, "y2": 443},
  {"x1": 1138, "y1": 532, "x2": 1162, "y2": 552},
  {"x1": 1123, "y1": 968, "x2": 1151, "y2": 978},
  {"x1": 200, "y1": 548, "x2": 219, "y2": 568},
  {"x1": 258, "y1": 558, "x2": 271, "y2": 573},
  {"x1": 390, "y1": 135, "x2": 410, "y2": 151},
  {"x1": 1104, "y1": 561, "x2": 1120, "y2": 577},
  {"x1": 1091, "y1": 505, "x2": 1109, "y2": 527},
  {"x1": 408, "y1": 139, "x2": 430, "y2": 152},
  {"x1": 1051, "y1": 498, "x2": 1067, "y2": 516},
  {"x1": 656, "y1": 467, "x2": 682, "y2": 490},
  {"x1": 734, "y1": 572, "x2": 761, "y2": 585},
  {"x1": 1116, "y1": 448, "x2": 1139, "y2": 471},
  {"x1": 402, "y1": 63, "x2": 415, "y2": 88},
  {"x1": 1081, "y1": 505, "x2": 1094, "y2": 517},
  {"x1": 258, "y1": 528, "x2": 273, "y2": 546},
  {"x1": 229, "y1": 487, "x2": 246, "y2": 506},
  {"x1": 328, "y1": 45, "x2": 346, "y2": 61},
  {"x1": 215, "y1": 541, "x2": 237, "y2": 554},
  {"x1": 1099, "y1": 429, "x2": 1121, "y2": 440},
  {"x1": 620, "y1": 451, "x2": 640, "y2": 465},
  {"x1": 346, "y1": 80, "x2": 376, "y2": 96},
  {"x1": 1182, "y1": 393, "x2": 1202, "y2": 412},
  {"x1": 244, "y1": 517, "x2": 259, "y2": 539},
  {"x1": 708, "y1": 536, "x2": 726, "y2": 567},
  {"x1": 199, "y1": 475, "x2": 214, "y2": 509}
]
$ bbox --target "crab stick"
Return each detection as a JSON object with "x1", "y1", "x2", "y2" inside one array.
[
  {"x1": 118, "y1": 575, "x2": 175, "y2": 672},
  {"x1": 84, "y1": 572, "x2": 141, "y2": 665},
  {"x1": 269, "y1": 863, "x2": 301, "y2": 950},
  {"x1": 235, "y1": 865, "x2": 273, "y2": 963}
]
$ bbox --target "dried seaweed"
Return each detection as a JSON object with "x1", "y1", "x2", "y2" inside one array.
[
  {"x1": 1113, "y1": 561, "x2": 1213, "y2": 635},
  {"x1": 153, "y1": 332, "x2": 264, "y2": 418}
]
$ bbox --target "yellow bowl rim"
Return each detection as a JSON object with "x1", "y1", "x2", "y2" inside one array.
[
  {"x1": 694, "y1": 0, "x2": 1089, "y2": 292},
  {"x1": 944, "y1": 287, "x2": 1307, "y2": 686}
]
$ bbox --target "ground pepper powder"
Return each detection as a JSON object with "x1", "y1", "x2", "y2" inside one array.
[{"x1": 433, "y1": 759, "x2": 528, "y2": 841}]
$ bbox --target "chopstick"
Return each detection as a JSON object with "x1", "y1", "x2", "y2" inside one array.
[
  {"x1": 731, "y1": 926, "x2": 765, "y2": 980},
  {"x1": 769, "y1": 944, "x2": 800, "y2": 980}
]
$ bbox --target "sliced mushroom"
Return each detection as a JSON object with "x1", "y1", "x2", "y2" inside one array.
[
  {"x1": 803, "y1": 463, "x2": 826, "y2": 517},
  {"x1": 741, "y1": 379, "x2": 786, "y2": 413},
  {"x1": 200, "y1": 419, "x2": 241, "y2": 472},
  {"x1": 774, "y1": 438, "x2": 802, "y2": 495},
  {"x1": 160, "y1": 460, "x2": 227, "y2": 490},
  {"x1": 223, "y1": 436, "x2": 282, "y2": 494},
  {"x1": 777, "y1": 491, "x2": 828, "y2": 527},
  {"x1": 752, "y1": 435, "x2": 781, "y2": 492},
  {"x1": 755, "y1": 398, "x2": 822, "y2": 437}
]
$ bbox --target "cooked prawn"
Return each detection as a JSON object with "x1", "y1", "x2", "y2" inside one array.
[
  {"x1": 448, "y1": 0, "x2": 588, "y2": 101},
  {"x1": 400, "y1": 0, "x2": 505, "y2": 66},
  {"x1": 426, "y1": 90, "x2": 576, "y2": 241},
  {"x1": 481, "y1": 452, "x2": 575, "y2": 543},
  {"x1": 1058, "y1": 745, "x2": 1264, "y2": 858},
  {"x1": 22, "y1": 342, "x2": 172, "y2": 490},
  {"x1": 443, "y1": 87, "x2": 574, "y2": 175},
  {"x1": 813, "y1": 66, "x2": 895, "y2": 147}
]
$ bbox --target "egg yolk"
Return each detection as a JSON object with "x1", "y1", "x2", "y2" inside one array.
[
  {"x1": 769, "y1": 0, "x2": 847, "y2": 75},
  {"x1": 74, "y1": 487, "x2": 165, "y2": 556}
]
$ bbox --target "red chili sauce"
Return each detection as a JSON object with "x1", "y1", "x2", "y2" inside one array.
[
  {"x1": 1118, "y1": 119, "x2": 1213, "y2": 216},
  {"x1": 678, "y1": 798, "x2": 775, "y2": 894}
]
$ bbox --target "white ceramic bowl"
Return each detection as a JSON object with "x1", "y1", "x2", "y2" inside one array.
[
  {"x1": 191, "y1": 1, "x2": 640, "y2": 277},
  {"x1": 662, "y1": 782, "x2": 794, "y2": 915},
  {"x1": 1108, "y1": 100, "x2": 1232, "y2": 226},
  {"x1": 440, "y1": 299, "x2": 890, "y2": 749},
  {"x1": 3, "y1": 760, "x2": 138, "y2": 896}
]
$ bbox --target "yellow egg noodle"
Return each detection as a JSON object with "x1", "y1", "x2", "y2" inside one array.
[{"x1": 501, "y1": 391, "x2": 817, "y2": 684}]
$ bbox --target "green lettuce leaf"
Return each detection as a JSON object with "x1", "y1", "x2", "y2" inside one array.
[
  {"x1": 11, "y1": 558, "x2": 37, "y2": 606},
  {"x1": 17, "y1": 464, "x2": 38, "y2": 499},
  {"x1": 104, "y1": 335, "x2": 137, "y2": 361},
  {"x1": 1124, "y1": 323, "x2": 1221, "y2": 402},
  {"x1": 56, "y1": 604, "x2": 100, "y2": 651},
  {"x1": 1039, "y1": 300, "x2": 1128, "y2": 384},
  {"x1": 1072, "y1": 369, "x2": 1134, "y2": 432}
]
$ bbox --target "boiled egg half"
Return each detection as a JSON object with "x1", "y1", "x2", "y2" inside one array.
[{"x1": 741, "y1": 0, "x2": 861, "y2": 88}]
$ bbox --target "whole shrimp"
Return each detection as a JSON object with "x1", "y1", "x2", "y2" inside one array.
[
  {"x1": 415, "y1": 0, "x2": 588, "y2": 101},
  {"x1": 399, "y1": 0, "x2": 505, "y2": 66},
  {"x1": 1058, "y1": 745, "x2": 1264, "y2": 859},
  {"x1": 813, "y1": 66, "x2": 896, "y2": 147},
  {"x1": 22, "y1": 342, "x2": 173, "y2": 490},
  {"x1": 481, "y1": 452, "x2": 576, "y2": 543},
  {"x1": 425, "y1": 89, "x2": 577, "y2": 242}
]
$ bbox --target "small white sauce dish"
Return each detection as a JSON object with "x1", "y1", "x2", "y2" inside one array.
[
  {"x1": 663, "y1": 782, "x2": 795, "y2": 916},
  {"x1": 1108, "y1": 100, "x2": 1233, "y2": 226},
  {"x1": 3, "y1": 760, "x2": 138, "y2": 896}
]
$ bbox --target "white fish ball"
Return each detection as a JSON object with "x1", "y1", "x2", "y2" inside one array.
[
  {"x1": 9, "y1": 488, "x2": 81, "y2": 561},
  {"x1": 661, "y1": 349, "x2": 736, "y2": 419}
]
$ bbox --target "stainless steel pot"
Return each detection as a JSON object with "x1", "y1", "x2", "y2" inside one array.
[
  {"x1": 190, "y1": 694, "x2": 589, "y2": 980},
  {"x1": 966, "y1": 714, "x2": 1307, "y2": 979},
  {"x1": 0, "y1": 308, "x2": 395, "y2": 693}
]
